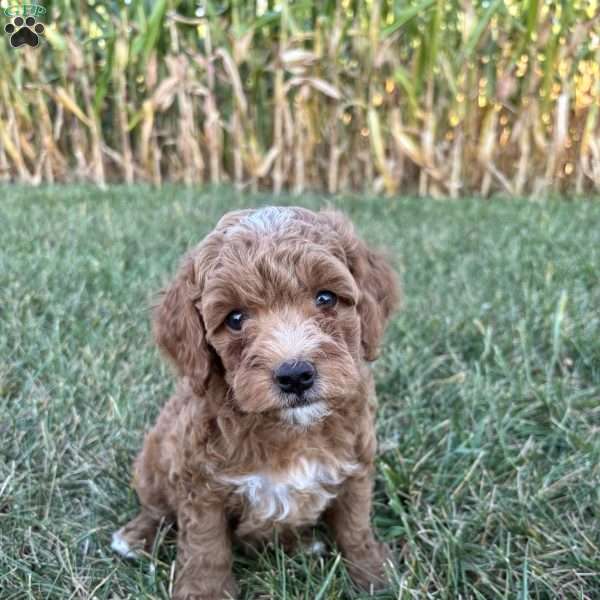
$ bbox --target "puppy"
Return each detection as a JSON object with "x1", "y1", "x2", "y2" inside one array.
[{"x1": 112, "y1": 206, "x2": 399, "y2": 599}]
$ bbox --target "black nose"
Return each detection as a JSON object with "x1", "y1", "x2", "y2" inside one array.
[{"x1": 275, "y1": 361, "x2": 316, "y2": 395}]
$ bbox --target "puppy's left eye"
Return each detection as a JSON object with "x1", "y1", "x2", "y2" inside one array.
[
  {"x1": 225, "y1": 310, "x2": 246, "y2": 331},
  {"x1": 315, "y1": 290, "x2": 337, "y2": 308}
]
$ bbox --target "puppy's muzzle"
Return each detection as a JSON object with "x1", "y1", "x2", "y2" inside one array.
[{"x1": 274, "y1": 360, "x2": 316, "y2": 396}]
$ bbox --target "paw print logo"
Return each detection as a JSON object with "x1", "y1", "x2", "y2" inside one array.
[{"x1": 4, "y1": 16, "x2": 44, "y2": 48}]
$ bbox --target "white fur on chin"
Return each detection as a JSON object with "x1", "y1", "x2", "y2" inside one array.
[{"x1": 280, "y1": 400, "x2": 330, "y2": 426}]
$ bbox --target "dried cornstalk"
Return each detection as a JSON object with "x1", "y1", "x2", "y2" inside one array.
[{"x1": 0, "y1": 1, "x2": 596, "y2": 196}]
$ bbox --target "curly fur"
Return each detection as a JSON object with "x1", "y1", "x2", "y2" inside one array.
[{"x1": 113, "y1": 207, "x2": 400, "y2": 599}]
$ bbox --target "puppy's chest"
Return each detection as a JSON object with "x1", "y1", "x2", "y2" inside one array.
[{"x1": 221, "y1": 458, "x2": 357, "y2": 532}]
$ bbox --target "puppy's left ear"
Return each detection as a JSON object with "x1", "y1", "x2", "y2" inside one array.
[
  {"x1": 351, "y1": 239, "x2": 400, "y2": 361},
  {"x1": 320, "y1": 210, "x2": 400, "y2": 361}
]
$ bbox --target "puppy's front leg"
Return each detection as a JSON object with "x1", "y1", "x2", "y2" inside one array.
[
  {"x1": 174, "y1": 500, "x2": 237, "y2": 600},
  {"x1": 325, "y1": 472, "x2": 391, "y2": 590}
]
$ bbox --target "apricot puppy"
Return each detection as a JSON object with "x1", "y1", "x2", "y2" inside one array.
[{"x1": 112, "y1": 206, "x2": 399, "y2": 599}]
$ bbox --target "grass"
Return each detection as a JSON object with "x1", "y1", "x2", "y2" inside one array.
[{"x1": 1, "y1": 186, "x2": 600, "y2": 599}]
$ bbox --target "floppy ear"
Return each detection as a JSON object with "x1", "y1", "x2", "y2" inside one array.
[
  {"x1": 153, "y1": 251, "x2": 213, "y2": 394},
  {"x1": 319, "y1": 210, "x2": 400, "y2": 361},
  {"x1": 351, "y1": 240, "x2": 400, "y2": 361}
]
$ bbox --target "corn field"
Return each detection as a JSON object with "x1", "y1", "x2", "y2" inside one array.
[{"x1": 0, "y1": 0, "x2": 599, "y2": 196}]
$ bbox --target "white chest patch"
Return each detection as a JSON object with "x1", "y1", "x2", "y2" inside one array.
[{"x1": 221, "y1": 458, "x2": 357, "y2": 526}]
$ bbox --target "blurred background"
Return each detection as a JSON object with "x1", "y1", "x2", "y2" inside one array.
[{"x1": 0, "y1": 0, "x2": 598, "y2": 197}]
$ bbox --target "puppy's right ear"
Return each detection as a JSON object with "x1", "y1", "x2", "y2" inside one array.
[{"x1": 153, "y1": 252, "x2": 212, "y2": 394}]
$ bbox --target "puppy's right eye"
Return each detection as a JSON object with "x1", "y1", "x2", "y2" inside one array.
[{"x1": 225, "y1": 310, "x2": 245, "y2": 331}]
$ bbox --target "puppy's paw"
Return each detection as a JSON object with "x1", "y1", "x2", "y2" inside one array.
[
  {"x1": 111, "y1": 511, "x2": 161, "y2": 559},
  {"x1": 279, "y1": 531, "x2": 327, "y2": 557},
  {"x1": 111, "y1": 528, "x2": 140, "y2": 559},
  {"x1": 173, "y1": 575, "x2": 238, "y2": 600},
  {"x1": 346, "y1": 541, "x2": 393, "y2": 591},
  {"x1": 305, "y1": 539, "x2": 327, "y2": 556}
]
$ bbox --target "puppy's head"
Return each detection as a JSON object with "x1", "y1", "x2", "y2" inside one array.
[{"x1": 154, "y1": 207, "x2": 399, "y2": 425}]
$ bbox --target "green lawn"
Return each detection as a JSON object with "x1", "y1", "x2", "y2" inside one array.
[{"x1": 1, "y1": 187, "x2": 599, "y2": 599}]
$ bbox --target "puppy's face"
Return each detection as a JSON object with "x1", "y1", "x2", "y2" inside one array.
[
  {"x1": 154, "y1": 207, "x2": 399, "y2": 425},
  {"x1": 201, "y1": 219, "x2": 362, "y2": 423}
]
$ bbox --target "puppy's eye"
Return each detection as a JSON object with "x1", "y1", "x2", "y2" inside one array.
[
  {"x1": 224, "y1": 310, "x2": 246, "y2": 331},
  {"x1": 315, "y1": 290, "x2": 337, "y2": 308}
]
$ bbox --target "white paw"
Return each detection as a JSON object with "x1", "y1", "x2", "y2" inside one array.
[
  {"x1": 305, "y1": 540, "x2": 326, "y2": 556},
  {"x1": 111, "y1": 528, "x2": 140, "y2": 559}
]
